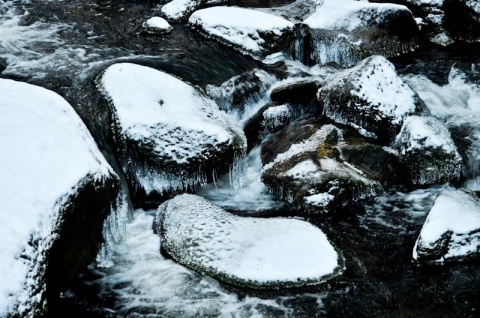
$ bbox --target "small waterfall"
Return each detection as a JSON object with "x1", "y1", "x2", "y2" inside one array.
[
  {"x1": 229, "y1": 153, "x2": 247, "y2": 190},
  {"x1": 96, "y1": 187, "x2": 132, "y2": 268},
  {"x1": 206, "y1": 69, "x2": 277, "y2": 122},
  {"x1": 294, "y1": 26, "x2": 309, "y2": 65}
]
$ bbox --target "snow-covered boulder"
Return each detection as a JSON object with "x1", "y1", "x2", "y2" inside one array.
[
  {"x1": 261, "y1": 121, "x2": 382, "y2": 213},
  {"x1": 97, "y1": 63, "x2": 246, "y2": 202},
  {"x1": 413, "y1": 189, "x2": 480, "y2": 263},
  {"x1": 317, "y1": 55, "x2": 428, "y2": 144},
  {"x1": 143, "y1": 17, "x2": 173, "y2": 34},
  {"x1": 244, "y1": 104, "x2": 292, "y2": 151},
  {"x1": 188, "y1": 6, "x2": 295, "y2": 60},
  {"x1": 303, "y1": 0, "x2": 418, "y2": 67},
  {"x1": 0, "y1": 79, "x2": 119, "y2": 317},
  {"x1": 157, "y1": 194, "x2": 344, "y2": 288},
  {"x1": 395, "y1": 116, "x2": 462, "y2": 186},
  {"x1": 160, "y1": 0, "x2": 226, "y2": 22}
]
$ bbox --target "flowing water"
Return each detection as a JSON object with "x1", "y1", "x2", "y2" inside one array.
[{"x1": 1, "y1": 1, "x2": 480, "y2": 317}]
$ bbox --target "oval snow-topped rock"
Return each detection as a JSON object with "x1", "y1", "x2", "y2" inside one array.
[
  {"x1": 98, "y1": 63, "x2": 246, "y2": 201},
  {"x1": 188, "y1": 6, "x2": 295, "y2": 60},
  {"x1": 158, "y1": 194, "x2": 343, "y2": 288},
  {"x1": 0, "y1": 79, "x2": 118, "y2": 317}
]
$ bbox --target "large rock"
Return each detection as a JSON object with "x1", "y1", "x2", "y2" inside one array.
[
  {"x1": 444, "y1": 0, "x2": 480, "y2": 43},
  {"x1": 0, "y1": 79, "x2": 119, "y2": 317},
  {"x1": 303, "y1": 0, "x2": 419, "y2": 67},
  {"x1": 261, "y1": 121, "x2": 382, "y2": 213},
  {"x1": 157, "y1": 194, "x2": 344, "y2": 288},
  {"x1": 317, "y1": 55, "x2": 428, "y2": 144},
  {"x1": 97, "y1": 63, "x2": 246, "y2": 203},
  {"x1": 142, "y1": 17, "x2": 173, "y2": 35},
  {"x1": 244, "y1": 104, "x2": 292, "y2": 151},
  {"x1": 160, "y1": 0, "x2": 226, "y2": 22},
  {"x1": 188, "y1": 6, "x2": 295, "y2": 60},
  {"x1": 413, "y1": 189, "x2": 480, "y2": 263},
  {"x1": 395, "y1": 116, "x2": 462, "y2": 185}
]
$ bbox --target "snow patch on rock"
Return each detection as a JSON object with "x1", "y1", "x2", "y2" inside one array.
[
  {"x1": 98, "y1": 63, "x2": 246, "y2": 197},
  {"x1": 158, "y1": 194, "x2": 343, "y2": 288},
  {"x1": 414, "y1": 189, "x2": 480, "y2": 263},
  {"x1": 188, "y1": 6, "x2": 295, "y2": 59},
  {"x1": 0, "y1": 79, "x2": 115, "y2": 316},
  {"x1": 143, "y1": 17, "x2": 172, "y2": 34}
]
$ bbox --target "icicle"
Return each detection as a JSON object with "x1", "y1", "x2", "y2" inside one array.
[
  {"x1": 229, "y1": 153, "x2": 247, "y2": 190},
  {"x1": 96, "y1": 187, "x2": 132, "y2": 268}
]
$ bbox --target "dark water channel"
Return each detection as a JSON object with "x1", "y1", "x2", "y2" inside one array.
[{"x1": 1, "y1": 0, "x2": 480, "y2": 317}]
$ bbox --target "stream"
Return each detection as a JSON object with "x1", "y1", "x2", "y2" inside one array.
[{"x1": 1, "y1": 0, "x2": 480, "y2": 317}]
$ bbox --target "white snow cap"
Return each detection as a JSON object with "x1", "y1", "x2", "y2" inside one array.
[
  {"x1": 160, "y1": 194, "x2": 342, "y2": 287},
  {"x1": 98, "y1": 63, "x2": 244, "y2": 165},
  {"x1": 143, "y1": 17, "x2": 172, "y2": 33},
  {"x1": 414, "y1": 189, "x2": 480, "y2": 262},
  {"x1": 0, "y1": 79, "x2": 114, "y2": 315},
  {"x1": 305, "y1": 0, "x2": 410, "y2": 31},
  {"x1": 189, "y1": 6, "x2": 294, "y2": 57}
]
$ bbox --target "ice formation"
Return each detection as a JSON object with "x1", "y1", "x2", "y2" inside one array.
[{"x1": 304, "y1": 0, "x2": 418, "y2": 66}]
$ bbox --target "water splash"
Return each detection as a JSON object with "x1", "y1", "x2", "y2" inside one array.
[
  {"x1": 96, "y1": 187, "x2": 132, "y2": 268},
  {"x1": 87, "y1": 211, "x2": 309, "y2": 317},
  {"x1": 403, "y1": 66, "x2": 480, "y2": 186},
  {"x1": 198, "y1": 147, "x2": 284, "y2": 214},
  {"x1": 206, "y1": 69, "x2": 278, "y2": 123}
]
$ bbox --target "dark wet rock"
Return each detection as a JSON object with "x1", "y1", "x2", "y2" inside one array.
[
  {"x1": 188, "y1": 6, "x2": 296, "y2": 60},
  {"x1": 270, "y1": 78, "x2": 321, "y2": 105},
  {"x1": 97, "y1": 63, "x2": 246, "y2": 204},
  {"x1": 158, "y1": 194, "x2": 344, "y2": 288},
  {"x1": 261, "y1": 121, "x2": 382, "y2": 214},
  {"x1": 444, "y1": 0, "x2": 480, "y2": 43},
  {"x1": 206, "y1": 69, "x2": 277, "y2": 117},
  {"x1": 395, "y1": 116, "x2": 462, "y2": 186},
  {"x1": 0, "y1": 57, "x2": 7, "y2": 73},
  {"x1": 0, "y1": 79, "x2": 119, "y2": 317},
  {"x1": 244, "y1": 103, "x2": 292, "y2": 151},
  {"x1": 341, "y1": 141, "x2": 405, "y2": 188},
  {"x1": 261, "y1": 117, "x2": 321, "y2": 165},
  {"x1": 414, "y1": 189, "x2": 480, "y2": 263},
  {"x1": 317, "y1": 55, "x2": 428, "y2": 144},
  {"x1": 303, "y1": 0, "x2": 419, "y2": 67}
]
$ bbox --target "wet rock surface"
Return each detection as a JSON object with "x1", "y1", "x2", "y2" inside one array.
[{"x1": 261, "y1": 121, "x2": 382, "y2": 214}]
